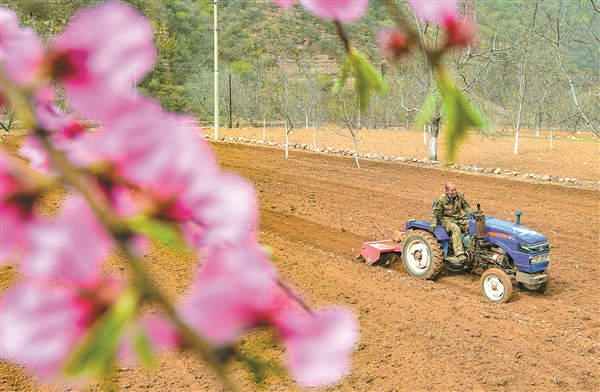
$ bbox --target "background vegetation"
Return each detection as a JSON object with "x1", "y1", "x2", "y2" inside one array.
[{"x1": 5, "y1": 0, "x2": 600, "y2": 134}]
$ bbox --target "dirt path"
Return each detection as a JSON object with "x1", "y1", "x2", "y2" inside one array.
[{"x1": 2, "y1": 139, "x2": 599, "y2": 391}]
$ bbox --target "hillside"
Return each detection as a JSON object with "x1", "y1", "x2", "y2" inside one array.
[{"x1": 5, "y1": 0, "x2": 599, "y2": 132}]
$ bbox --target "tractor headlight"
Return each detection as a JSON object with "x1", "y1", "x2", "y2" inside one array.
[
  {"x1": 518, "y1": 241, "x2": 550, "y2": 253},
  {"x1": 530, "y1": 253, "x2": 550, "y2": 264}
]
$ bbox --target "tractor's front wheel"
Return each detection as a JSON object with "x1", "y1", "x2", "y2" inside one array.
[
  {"x1": 401, "y1": 230, "x2": 444, "y2": 280},
  {"x1": 480, "y1": 268, "x2": 513, "y2": 303}
]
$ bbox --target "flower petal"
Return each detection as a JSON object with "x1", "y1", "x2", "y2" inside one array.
[
  {"x1": 54, "y1": 2, "x2": 156, "y2": 121},
  {"x1": 179, "y1": 245, "x2": 279, "y2": 345},
  {"x1": 280, "y1": 307, "x2": 358, "y2": 388},
  {"x1": 0, "y1": 284, "x2": 91, "y2": 378},
  {"x1": 19, "y1": 136, "x2": 52, "y2": 174},
  {"x1": 407, "y1": 0, "x2": 458, "y2": 23},
  {"x1": 22, "y1": 195, "x2": 111, "y2": 285},
  {"x1": 271, "y1": 0, "x2": 297, "y2": 8},
  {"x1": 299, "y1": 0, "x2": 368, "y2": 22},
  {"x1": 0, "y1": 7, "x2": 43, "y2": 85}
]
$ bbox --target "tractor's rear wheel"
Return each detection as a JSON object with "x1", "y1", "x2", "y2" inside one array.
[
  {"x1": 401, "y1": 230, "x2": 444, "y2": 280},
  {"x1": 480, "y1": 268, "x2": 513, "y2": 303}
]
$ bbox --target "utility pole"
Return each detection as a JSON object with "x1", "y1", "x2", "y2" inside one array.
[
  {"x1": 228, "y1": 74, "x2": 232, "y2": 128},
  {"x1": 381, "y1": 64, "x2": 386, "y2": 130},
  {"x1": 213, "y1": 0, "x2": 219, "y2": 139}
]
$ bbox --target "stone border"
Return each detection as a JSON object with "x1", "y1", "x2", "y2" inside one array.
[{"x1": 208, "y1": 135, "x2": 600, "y2": 190}]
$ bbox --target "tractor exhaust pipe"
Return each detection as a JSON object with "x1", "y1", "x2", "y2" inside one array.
[
  {"x1": 475, "y1": 203, "x2": 485, "y2": 239},
  {"x1": 515, "y1": 210, "x2": 522, "y2": 225}
]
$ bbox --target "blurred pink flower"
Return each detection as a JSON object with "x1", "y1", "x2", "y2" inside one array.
[
  {"x1": 0, "y1": 203, "x2": 27, "y2": 263},
  {"x1": 0, "y1": 284, "x2": 92, "y2": 377},
  {"x1": 141, "y1": 315, "x2": 182, "y2": 351},
  {"x1": 0, "y1": 276, "x2": 126, "y2": 378},
  {"x1": 0, "y1": 150, "x2": 19, "y2": 197},
  {"x1": 442, "y1": 16, "x2": 476, "y2": 47},
  {"x1": 272, "y1": 0, "x2": 368, "y2": 23},
  {"x1": 22, "y1": 195, "x2": 111, "y2": 285},
  {"x1": 118, "y1": 314, "x2": 181, "y2": 364},
  {"x1": 179, "y1": 244, "x2": 279, "y2": 344},
  {"x1": 183, "y1": 172, "x2": 258, "y2": 247},
  {"x1": 407, "y1": 0, "x2": 458, "y2": 23},
  {"x1": 278, "y1": 307, "x2": 358, "y2": 388},
  {"x1": 1, "y1": 152, "x2": 34, "y2": 262},
  {"x1": 70, "y1": 99, "x2": 254, "y2": 247},
  {"x1": 378, "y1": 28, "x2": 412, "y2": 62},
  {"x1": 50, "y1": 2, "x2": 156, "y2": 121},
  {"x1": 272, "y1": 0, "x2": 296, "y2": 7},
  {"x1": 0, "y1": 7, "x2": 43, "y2": 85},
  {"x1": 19, "y1": 135, "x2": 51, "y2": 173},
  {"x1": 34, "y1": 87, "x2": 85, "y2": 140},
  {"x1": 70, "y1": 100, "x2": 215, "y2": 197}
]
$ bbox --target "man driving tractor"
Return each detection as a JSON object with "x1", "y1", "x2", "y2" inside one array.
[{"x1": 429, "y1": 182, "x2": 472, "y2": 263}]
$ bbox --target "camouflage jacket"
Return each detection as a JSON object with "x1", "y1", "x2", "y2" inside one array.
[{"x1": 430, "y1": 192, "x2": 472, "y2": 226}]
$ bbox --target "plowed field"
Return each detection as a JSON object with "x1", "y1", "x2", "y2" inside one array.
[{"x1": 2, "y1": 131, "x2": 599, "y2": 392}]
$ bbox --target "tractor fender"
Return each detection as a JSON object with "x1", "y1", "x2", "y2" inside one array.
[{"x1": 404, "y1": 220, "x2": 450, "y2": 241}]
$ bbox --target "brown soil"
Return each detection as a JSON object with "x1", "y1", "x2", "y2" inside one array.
[
  {"x1": 213, "y1": 126, "x2": 600, "y2": 182},
  {"x1": 1, "y1": 132, "x2": 599, "y2": 392}
]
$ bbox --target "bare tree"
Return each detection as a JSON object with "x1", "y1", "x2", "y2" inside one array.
[
  {"x1": 270, "y1": 54, "x2": 296, "y2": 159},
  {"x1": 338, "y1": 92, "x2": 363, "y2": 168},
  {"x1": 514, "y1": 59, "x2": 527, "y2": 155},
  {"x1": 533, "y1": 0, "x2": 599, "y2": 136},
  {"x1": 0, "y1": 108, "x2": 16, "y2": 132}
]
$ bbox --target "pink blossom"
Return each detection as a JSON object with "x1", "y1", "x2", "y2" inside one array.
[
  {"x1": 141, "y1": 315, "x2": 182, "y2": 351},
  {"x1": 70, "y1": 100, "x2": 215, "y2": 198},
  {"x1": 118, "y1": 314, "x2": 181, "y2": 364},
  {"x1": 0, "y1": 205, "x2": 26, "y2": 263},
  {"x1": 0, "y1": 150, "x2": 18, "y2": 197},
  {"x1": 378, "y1": 28, "x2": 412, "y2": 62},
  {"x1": 179, "y1": 244, "x2": 279, "y2": 344},
  {"x1": 19, "y1": 136, "x2": 52, "y2": 173},
  {"x1": 182, "y1": 173, "x2": 257, "y2": 247},
  {"x1": 50, "y1": 2, "x2": 156, "y2": 121},
  {"x1": 272, "y1": 0, "x2": 296, "y2": 7},
  {"x1": 22, "y1": 195, "x2": 111, "y2": 285},
  {"x1": 0, "y1": 284, "x2": 92, "y2": 377},
  {"x1": 272, "y1": 0, "x2": 368, "y2": 23},
  {"x1": 34, "y1": 87, "x2": 85, "y2": 140},
  {"x1": 278, "y1": 307, "x2": 358, "y2": 388},
  {"x1": 0, "y1": 7, "x2": 43, "y2": 85},
  {"x1": 442, "y1": 16, "x2": 476, "y2": 47},
  {"x1": 68, "y1": 99, "x2": 254, "y2": 247},
  {"x1": 1, "y1": 152, "x2": 32, "y2": 262},
  {"x1": 0, "y1": 275, "x2": 127, "y2": 378},
  {"x1": 105, "y1": 185, "x2": 138, "y2": 218},
  {"x1": 407, "y1": 0, "x2": 458, "y2": 24}
]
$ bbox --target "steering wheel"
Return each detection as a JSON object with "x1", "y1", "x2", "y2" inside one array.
[{"x1": 458, "y1": 211, "x2": 478, "y2": 220}]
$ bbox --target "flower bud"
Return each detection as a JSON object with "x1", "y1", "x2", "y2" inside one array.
[
  {"x1": 378, "y1": 28, "x2": 412, "y2": 62},
  {"x1": 442, "y1": 16, "x2": 476, "y2": 48}
]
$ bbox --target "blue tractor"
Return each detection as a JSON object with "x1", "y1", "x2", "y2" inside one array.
[{"x1": 358, "y1": 205, "x2": 550, "y2": 303}]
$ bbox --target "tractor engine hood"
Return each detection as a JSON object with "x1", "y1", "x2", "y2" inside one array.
[{"x1": 484, "y1": 217, "x2": 547, "y2": 244}]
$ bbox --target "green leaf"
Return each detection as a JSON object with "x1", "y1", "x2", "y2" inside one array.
[
  {"x1": 351, "y1": 51, "x2": 386, "y2": 114},
  {"x1": 237, "y1": 351, "x2": 285, "y2": 385},
  {"x1": 134, "y1": 329, "x2": 156, "y2": 368},
  {"x1": 436, "y1": 71, "x2": 487, "y2": 162},
  {"x1": 65, "y1": 289, "x2": 141, "y2": 377},
  {"x1": 331, "y1": 57, "x2": 352, "y2": 95},
  {"x1": 127, "y1": 215, "x2": 188, "y2": 252},
  {"x1": 416, "y1": 87, "x2": 441, "y2": 126}
]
